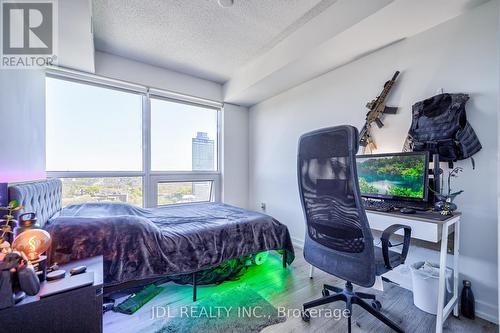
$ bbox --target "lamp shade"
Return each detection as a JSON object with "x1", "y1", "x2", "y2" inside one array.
[{"x1": 12, "y1": 229, "x2": 51, "y2": 261}]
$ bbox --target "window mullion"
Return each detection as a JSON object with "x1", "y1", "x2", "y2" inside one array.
[{"x1": 143, "y1": 91, "x2": 152, "y2": 208}]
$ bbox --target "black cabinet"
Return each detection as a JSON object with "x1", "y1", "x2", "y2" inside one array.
[{"x1": 0, "y1": 256, "x2": 103, "y2": 333}]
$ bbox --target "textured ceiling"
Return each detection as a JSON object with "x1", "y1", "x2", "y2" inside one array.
[{"x1": 92, "y1": 0, "x2": 337, "y2": 83}]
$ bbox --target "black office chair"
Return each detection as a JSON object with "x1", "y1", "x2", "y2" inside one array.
[{"x1": 297, "y1": 125, "x2": 411, "y2": 333}]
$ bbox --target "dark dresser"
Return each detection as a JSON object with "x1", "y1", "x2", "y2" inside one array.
[{"x1": 0, "y1": 256, "x2": 103, "y2": 333}]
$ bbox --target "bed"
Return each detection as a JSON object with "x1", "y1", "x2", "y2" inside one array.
[{"x1": 8, "y1": 179, "x2": 295, "y2": 297}]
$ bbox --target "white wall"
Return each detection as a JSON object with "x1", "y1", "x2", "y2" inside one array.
[
  {"x1": 57, "y1": 0, "x2": 95, "y2": 72},
  {"x1": 94, "y1": 52, "x2": 222, "y2": 102},
  {"x1": 222, "y1": 104, "x2": 249, "y2": 208},
  {"x1": 249, "y1": 1, "x2": 498, "y2": 322},
  {"x1": 0, "y1": 0, "x2": 95, "y2": 183},
  {"x1": 498, "y1": 0, "x2": 500, "y2": 321},
  {"x1": 0, "y1": 70, "x2": 46, "y2": 182}
]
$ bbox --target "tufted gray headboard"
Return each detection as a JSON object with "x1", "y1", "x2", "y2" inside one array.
[{"x1": 8, "y1": 179, "x2": 62, "y2": 228}]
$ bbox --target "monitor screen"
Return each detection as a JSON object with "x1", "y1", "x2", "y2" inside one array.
[{"x1": 356, "y1": 152, "x2": 429, "y2": 201}]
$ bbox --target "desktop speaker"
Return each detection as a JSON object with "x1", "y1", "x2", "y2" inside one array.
[{"x1": 0, "y1": 183, "x2": 7, "y2": 207}]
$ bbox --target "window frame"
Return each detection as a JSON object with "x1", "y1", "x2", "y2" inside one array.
[
  {"x1": 45, "y1": 68, "x2": 222, "y2": 208},
  {"x1": 154, "y1": 178, "x2": 217, "y2": 207}
]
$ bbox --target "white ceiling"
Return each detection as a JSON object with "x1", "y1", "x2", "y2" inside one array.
[
  {"x1": 92, "y1": 0, "x2": 491, "y2": 105},
  {"x1": 224, "y1": 0, "x2": 491, "y2": 106},
  {"x1": 92, "y1": 0, "x2": 337, "y2": 83}
]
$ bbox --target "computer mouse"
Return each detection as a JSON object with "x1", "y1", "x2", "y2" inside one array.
[{"x1": 400, "y1": 207, "x2": 416, "y2": 214}]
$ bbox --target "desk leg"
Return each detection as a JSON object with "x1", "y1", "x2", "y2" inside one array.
[
  {"x1": 436, "y1": 221, "x2": 449, "y2": 333},
  {"x1": 309, "y1": 265, "x2": 314, "y2": 279},
  {"x1": 453, "y1": 220, "x2": 460, "y2": 317}
]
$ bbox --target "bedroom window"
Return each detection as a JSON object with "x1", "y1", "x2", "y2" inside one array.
[
  {"x1": 46, "y1": 77, "x2": 143, "y2": 172},
  {"x1": 60, "y1": 177, "x2": 143, "y2": 207},
  {"x1": 151, "y1": 98, "x2": 218, "y2": 171},
  {"x1": 157, "y1": 181, "x2": 213, "y2": 206},
  {"x1": 45, "y1": 72, "x2": 221, "y2": 208}
]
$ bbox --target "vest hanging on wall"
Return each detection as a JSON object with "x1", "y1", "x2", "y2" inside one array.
[{"x1": 403, "y1": 93, "x2": 482, "y2": 166}]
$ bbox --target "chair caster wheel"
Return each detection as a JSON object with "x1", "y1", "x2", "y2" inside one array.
[
  {"x1": 322, "y1": 288, "x2": 330, "y2": 297},
  {"x1": 301, "y1": 310, "x2": 311, "y2": 322},
  {"x1": 371, "y1": 300, "x2": 382, "y2": 311}
]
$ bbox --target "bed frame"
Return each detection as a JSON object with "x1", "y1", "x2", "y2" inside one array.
[{"x1": 8, "y1": 179, "x2": 288, "y2": 301}]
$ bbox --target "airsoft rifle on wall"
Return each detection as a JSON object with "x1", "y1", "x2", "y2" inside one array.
[{"x1": 359, "y1": 71, "x2": 400, "y2": 153}]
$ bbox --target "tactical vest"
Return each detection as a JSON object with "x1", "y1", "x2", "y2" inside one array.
[{"x1": 405, "y1": 93, "x2": 482, "y2": 163}]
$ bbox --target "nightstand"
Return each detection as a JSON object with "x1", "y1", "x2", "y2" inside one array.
[{"x1": 0, "y1": 256, "x2": 104, "y2": 333}]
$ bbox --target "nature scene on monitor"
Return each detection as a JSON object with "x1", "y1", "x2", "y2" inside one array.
[{"x1": 356, "y1": 154, "x2": 426, "y2": 199}]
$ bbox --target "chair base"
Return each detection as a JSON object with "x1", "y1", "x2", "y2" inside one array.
[{"x1": 302, "y1": 281, "x2": 404, "y2": 333}]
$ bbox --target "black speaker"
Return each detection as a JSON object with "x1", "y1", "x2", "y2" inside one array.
[{"x1": 0, "y1": 183, "x2": 7, "y2": 207}]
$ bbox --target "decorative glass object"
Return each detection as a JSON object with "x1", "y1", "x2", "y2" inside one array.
[{"x1": 12, "y1": 229, "x2": 51, "y2": 261}]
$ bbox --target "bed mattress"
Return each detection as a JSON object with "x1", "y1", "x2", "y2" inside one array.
[{"x1": 45, "y1": 202, "x2": 294, "y2": 287}]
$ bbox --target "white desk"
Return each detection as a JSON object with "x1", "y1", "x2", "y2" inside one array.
[
  {"x1": 369, "y1": 210, "x2": 461, "y2": 333},
  {"x1": 309, "y1": 211, "x2": 461, "y2": 333}
]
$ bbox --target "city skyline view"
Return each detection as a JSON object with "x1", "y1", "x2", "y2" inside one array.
[
  {"x1": 46, "y1": 77, "x2": 218, "y2": 207},
  {"x1": 60, "y1": 130, "x2": 215, "y2": 207}
]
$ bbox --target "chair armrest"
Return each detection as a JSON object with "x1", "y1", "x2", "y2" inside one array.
[{"x1": 381, "y1": 224, "x2": 412, "y2": 270}]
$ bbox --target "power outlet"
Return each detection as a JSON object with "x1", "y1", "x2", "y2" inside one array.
[{"x1": 260, "y1": 202, "x2": 266, "y2": 212}]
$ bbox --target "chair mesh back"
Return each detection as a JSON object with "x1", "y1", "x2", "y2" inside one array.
[
  {"x1": 297, "y1": 126, "x2": 376, "y2": 287},
  {"x1": 299, "y1": 127, "x2": 366, "y2": 252}
]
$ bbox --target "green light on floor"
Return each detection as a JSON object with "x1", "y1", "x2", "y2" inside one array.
[
  {"x1": 208, "y1": 251, "x2": 290, "y2": 304},
  {"x1": 246, "y1": 251, "x2": 269, "y2": 266}
]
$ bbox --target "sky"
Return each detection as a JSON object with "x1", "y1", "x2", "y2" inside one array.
[{"x1": 45, "y1": 77, "x2": 218, "y2": 172}]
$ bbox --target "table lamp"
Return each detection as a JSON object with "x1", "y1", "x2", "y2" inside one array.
[
  {"x1": 12, "y1": 229, "x2": 51, "y2": 261},
  {"x1": 12, "y1": 229, "x2": 51, "y2": 281}
]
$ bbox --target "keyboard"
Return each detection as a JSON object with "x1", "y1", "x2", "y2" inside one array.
[
  {"x1": 113, "y1": 284, "x2": 164, "y2": 314},
  {"x1": 363, "y1": 199, "x2": 432, "y2": 212}
]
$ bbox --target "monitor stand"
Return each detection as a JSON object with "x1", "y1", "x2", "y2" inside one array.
[{"x1": 428, "y1": 153, "x2": 442, "y2": 205}]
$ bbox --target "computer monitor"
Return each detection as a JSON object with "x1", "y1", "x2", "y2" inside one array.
[{"x1": 356, "y1": 151, "x2": 429, "y2": 202}]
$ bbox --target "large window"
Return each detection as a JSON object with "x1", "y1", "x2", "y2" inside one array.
[
  {"x1": 46, "y1": 73, "x2": 221, "y2": 208},
  {"x1": 151, "y1": 98, "x2": 218, "y2": 171},
  {"x1": 46, "y1": 78, "x2": 143, "y2": 171}
]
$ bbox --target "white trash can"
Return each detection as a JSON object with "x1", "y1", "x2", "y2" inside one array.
[{"x1": 410, "y1": 261, "x2": 453, "y2": 315}]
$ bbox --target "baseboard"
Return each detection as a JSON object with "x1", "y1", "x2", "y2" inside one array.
[
  {"x1": 291, "y1": 236, "x2": 304, "y2": 249},
  {"x1": 475, "y1": 299, "x2": 499, "y2": 324}
]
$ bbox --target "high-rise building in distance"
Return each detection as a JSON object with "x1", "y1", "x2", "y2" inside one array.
[{"x1": 192, "y1": 132, "x2": 214, "y2": 171}]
